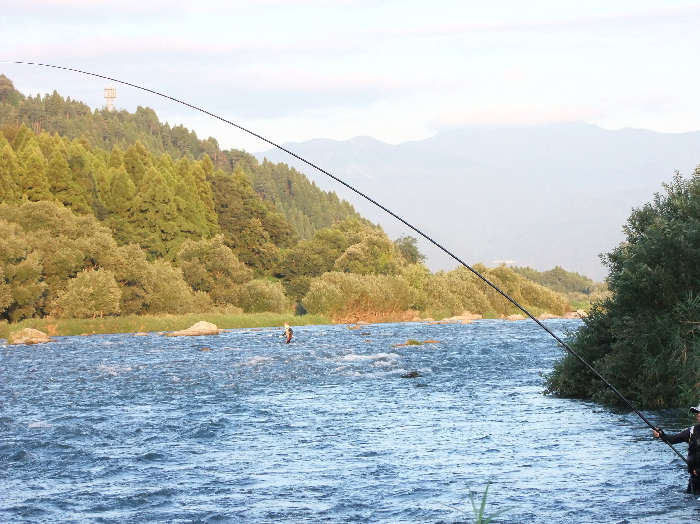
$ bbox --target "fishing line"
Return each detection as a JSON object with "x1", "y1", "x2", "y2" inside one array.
[{"x1": 3, "y1": 60, "x2": 685, "y2": 462}]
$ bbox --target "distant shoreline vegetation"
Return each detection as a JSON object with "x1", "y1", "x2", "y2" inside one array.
[
  {"x1": 0, "y1": 310, "x2": 586, "y2": 343},
  {"x1": 0, "y1": 74, "x2": 601, "y2": 331},
  {"x1": 0, "y1": 312, "x2": 331, "y2": 341}
]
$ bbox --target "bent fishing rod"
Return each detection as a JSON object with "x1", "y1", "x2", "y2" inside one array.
[{"x1": 4, "y1": 60, "x2": 686, "y2": 463}]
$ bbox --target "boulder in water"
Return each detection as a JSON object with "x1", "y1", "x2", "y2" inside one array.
[
  {"x1": 8, "y1": 328, "x2": 56, "y2": 345},
  {"x1": 166, "y1": 321, "x2": 221, "y2": 337}
]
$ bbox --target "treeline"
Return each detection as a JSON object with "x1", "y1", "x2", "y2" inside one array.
[
  {"x1": 545, "y1": 171, "x2": 700, "y2": 409},
  {"x1": 0, "y1": 74, "x2": 573, "y2": 324},
  {"x1": 0, "y1": 126, "x2": 295, "y2": 271},
  {"x1": 512, "y1": 265, "x2": 609, "y2": 307},
  {"x1": 0, "y1": 199, "x2": 570, "y2": 322},
  {"x1": 0, "y1": 74, "x2": 366, "y2": 241}
]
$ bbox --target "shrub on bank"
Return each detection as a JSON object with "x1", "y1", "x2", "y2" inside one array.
[
  {"x1": 236, "y1": 280, "x2": 289, "y2": 313},
  {"x1": 545, "y1": 171, "x2": 700, "y2": 408},
  {"x1": 48, "y1": 268, "x2": 121, "y2": 318},
  {"x1": 303, "y1": 272, "x2": 417, "y2": 318}
]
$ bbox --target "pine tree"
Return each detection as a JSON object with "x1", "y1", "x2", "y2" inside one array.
[
  {"x1": 18, "y1": 143, "x2": 52, "y2": 202},
  {"x1": 12, "y1": 123, "x2": 35, "y2": 152},
  {"x1": 130, "y1": 166, "x2": 183, "y2": 259},
  {"x1": 47, "y1": 152, "x2": 92, "y2": 214},
  {"x1": 123, "y1": 141, "x2": 151, "y2": 185},
  {"x1": 189, "y1": 160, "x2": 219, "y2": 235},
  {"x1": 105, "y1": 166, "x2": 136, "y2": 244},
  {"x1": 107, "y1": 146, "x2": 123, "y2": 168},
  {"x1": 172, "y1": 159, "x2": 211, "y2": 238},
  {"x1": 0, "y1": 140, "x2": 22, "y2": 204}
]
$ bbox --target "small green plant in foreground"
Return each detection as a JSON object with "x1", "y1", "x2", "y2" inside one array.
[{"x1": 441, "y1": 482, "x2": 514, "y2": 524}]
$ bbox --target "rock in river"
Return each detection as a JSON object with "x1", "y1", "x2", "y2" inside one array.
[{"x1": 166, "y1": 321, "x2": 221, "y2": 337}]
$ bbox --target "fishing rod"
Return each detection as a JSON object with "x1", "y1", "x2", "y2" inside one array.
[{"x1": 3, "y1": 60, "x2": 686, "y2": 463}]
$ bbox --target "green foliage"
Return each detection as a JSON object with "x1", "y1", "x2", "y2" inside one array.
[
  {"x1": 0, "y1": 74, "x2": 22, "y2": 105},
  {"x1": 140, "y1": 259, "x2": 209, "y2": 314},
  {"x1": 303, "y1": 272, "x2": 417, "y2": 319},
  {"x1": 0, "y1": 79, "x2": 364, "y2": 250},
  {"x1": 210, "y1": 165, "x2": 296, "y2": 274},
  {"x1": 275, "y1": 219, "x2": 406, "y2": 303},
  {"x1": 467, "y1": 482, "x2": 513, "y2": 524},
  {"x1": 246, "y1": 159, "x2": 368, "y2": 239},
  {"x1": 546, "y1": 171, "x2": 700, "y2": 408},
  {"x1": 129, "y1": 166, "x2": 183, "y2": 259},
  {"x1": 0, "y1": 78, "x2": 577, "y2": 326},
  {"x1": 99, "y1": 243, "x2": 209, "y2": 315},
  {"x1": 0, "y1": 139, "x2": 21, "y2": 204},
  {"x1": 104, "y1": 166, "x2": 136, "y2": 242},
  {"x1": 333, "y1": 226, "x2": 403, "y2": 275},
  {"x1": 394, "y1": 235, "x2": 425, "y2": 264},
  {"x1": 49, "y1": 269, "x2": 121, "y2": 319},
  {"x1": 512, "y1": 265, "x2": 609, "y2": 307},
  {"x1": 47, "y1": 150, "x2": 92, "y2": 214},
  {"x1": 417, "y1": 265, "x2": 569, "y2": 319},
  {"x1": 0, "y1": 267, "x2": 12, "y2": 314},
  {"x1": 236, "y1": 280, "x2": 289, "y2": 313},
  {"x1": 0, "y1": 201, "x2": 118, "y2": 321},
  {"x1": 438, "y1": 481, "x2": 513, "y2": 524},
  {"x1": 177, "y1": 235, "x2": 253, "y2": 305},
  {"x1": 274, "y1": 226, "x2": 350, "y2": 301},
  {"x1": 18, "y1": 142, "x2": 53, "y2": 202},
  {"x1": 0, "y1": 200, "x2": 215, "y2": 320}
]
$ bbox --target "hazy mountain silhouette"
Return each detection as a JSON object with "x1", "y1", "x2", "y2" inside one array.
[{"x1": 255, "y1": 123, "x2": 700, "y2": 281}]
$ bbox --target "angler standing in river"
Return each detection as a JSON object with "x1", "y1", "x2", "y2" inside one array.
[
  {"x1": 653, "y1": 404, "x2": 700, "y2": 495},
  {"x1": 283, "y1": 323, "x2": 293, "y2": 344}
]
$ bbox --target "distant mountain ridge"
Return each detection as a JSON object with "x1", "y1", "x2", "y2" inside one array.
[{"x1": 255, "y1": 123, "x2": 700, "y2": 281}]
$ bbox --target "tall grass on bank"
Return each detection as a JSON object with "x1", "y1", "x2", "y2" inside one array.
[{"x1": 0, "y1": 312, "x2": 331, "y2": 340}]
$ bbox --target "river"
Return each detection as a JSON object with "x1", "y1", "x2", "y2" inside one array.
[{"x1": 1, "y1": 319, "x2": 698, "y2": 523}]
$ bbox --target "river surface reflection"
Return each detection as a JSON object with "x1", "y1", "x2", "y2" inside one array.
[{"x1": 2, "y1": 319, "x2": 698, "y2": 523}]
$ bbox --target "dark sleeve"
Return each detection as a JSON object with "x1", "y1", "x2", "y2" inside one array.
[{"x1": 662, "y1": 427, "x2": 691, "y2": 445}]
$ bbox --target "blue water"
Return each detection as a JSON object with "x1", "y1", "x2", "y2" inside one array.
[{"x1": 1, "y1": 319, "x2": 699, "y2": 523}]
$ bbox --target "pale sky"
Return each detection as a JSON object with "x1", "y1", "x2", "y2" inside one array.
[{"x1": 2, "y1": 1, "x2": 700, "y2": 152}]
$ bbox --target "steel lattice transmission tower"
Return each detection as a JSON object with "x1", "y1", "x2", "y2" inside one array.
[{"x1": 104, "y1": 86, "x2": 116, "y2": 112}]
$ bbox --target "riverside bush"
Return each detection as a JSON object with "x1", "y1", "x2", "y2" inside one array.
[
  {"x1": 302, "y1": 265, "x2": 569, "y2": 321},
  {"x1": 546, "y1": 171, "x2": 700, "y2": 408},
  {"x1": 303, "y1": 272, "x2": 416, "y2": 318},
  {"x1": 236, "y1": 280, "x2": 289, "y2": 313},
  {"x1": 49, "y1": 268, "x2": 121, "y2": 318}
]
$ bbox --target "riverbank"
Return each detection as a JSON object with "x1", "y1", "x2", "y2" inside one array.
[
  {"x1": 0, "y1": 312, "x2": 332, "y2": 341},
  {"x1": 0, "y1": 309, "x2": 587, "y2": 343}
]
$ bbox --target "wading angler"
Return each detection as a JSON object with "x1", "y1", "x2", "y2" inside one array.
[{"x1": 653, "y1": 404, "x2": 700, "y2": 495}]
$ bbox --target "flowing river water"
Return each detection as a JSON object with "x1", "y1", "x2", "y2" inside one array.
[{"x1": 1, "y1": 319, "x2": 699, "y2": 523}]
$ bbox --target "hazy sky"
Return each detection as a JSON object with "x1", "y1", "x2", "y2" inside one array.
[{"x1": 2, "y1": 1, "x2": 700, "y2": 152}]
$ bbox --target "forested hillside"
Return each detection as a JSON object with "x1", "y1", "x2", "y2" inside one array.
[
  {"x1": 0, "y1": 74, "x2": 365, "y2": 240},
  {"x1": 0, "y1": 74, "x2": 572, "y2": 324}
]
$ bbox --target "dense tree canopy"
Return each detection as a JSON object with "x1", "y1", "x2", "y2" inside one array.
[
  {"x1": 0, "y1": 76, "x2": 366, "y2": 242},
  {"x1": 0, "y1": 77, "x2": 576, "y2": 326},
  {"x1": 545, "y1": 171, "x2": 700, "y2": 408}
]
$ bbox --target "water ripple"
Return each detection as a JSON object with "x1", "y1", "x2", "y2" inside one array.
[{"x1": 2, "y1": 320, "x2": 698, "y2": 522}]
